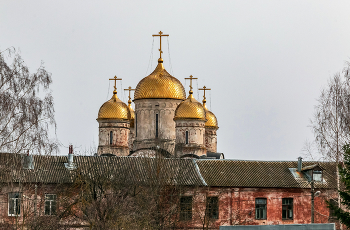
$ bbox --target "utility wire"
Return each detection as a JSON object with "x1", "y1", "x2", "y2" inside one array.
[
  {"x1": 106, "y1": 80, "x2": 111, "y2": 101},
  {"x1": 167, "y1": 37, "x2": 174, "y2": 75},
  {"x1": 196, "y1": 80, "x2": 199, "y2": 100},
  {"x1": 120, "y1": 80, "x2": 124, "y2": 102},
  {"x1": 145, "y1": 38, "x2": 155, "y2": 76}
]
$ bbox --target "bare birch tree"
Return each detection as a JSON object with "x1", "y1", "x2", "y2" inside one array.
[
  {"x1": 310, "y1": 62, "x2": 350, "y2": 229},
  {"x1": 0, "y1": 48, "x2": 57, "y2": 155}
]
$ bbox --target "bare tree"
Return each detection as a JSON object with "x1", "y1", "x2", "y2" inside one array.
[
  {"x1": 310, "y1": 62, "x2": 350, "y2": 229},
  {"x1": 0, "y1": 48, "x2": 57, "y2": 155}
]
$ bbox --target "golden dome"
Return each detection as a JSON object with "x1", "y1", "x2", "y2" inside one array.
[
  {"x1": 97, "y1": 91, "x2": 131, "y2": 120},
  {"x1": 128, "y1": 100, "x2": 135, "y2": 128},
  {"x1": 203, "y1": 101, "x2": 218, "y2": 129},
  {"x1": 174, "y1": 92, "x2": 206, "y2": 121},
  {"x1": 134, "y1": 58, "x2": 186, "y2": 100}
]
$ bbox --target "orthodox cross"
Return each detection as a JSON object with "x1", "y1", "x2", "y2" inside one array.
[
  {"x1": 199, "y1": 86, "x2": 211, "y2": 100},
  {"x1": 109, "y1": 76, "x2": 122, "y2": 91},
  {"x1": 152, "y1": 31, "x2": 169, "y2": 58},
  {"x1": 124, "y1": 86, "x2": 135, "y2": 100},
  {"x1": 185, "y1": 75, "x2": 198, "y2": 91}
]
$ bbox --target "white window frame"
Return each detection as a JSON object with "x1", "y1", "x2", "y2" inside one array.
[
  {"x1": 44, "y1": 194, "x2": 57, "y2": 216},
  {"x1": 8, "y1": 192, "x2": 21, "y2": 216}
]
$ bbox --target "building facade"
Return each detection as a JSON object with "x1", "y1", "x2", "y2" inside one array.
[{"x1": 0, "y1": 153, "x2": 341, "y2": 229}]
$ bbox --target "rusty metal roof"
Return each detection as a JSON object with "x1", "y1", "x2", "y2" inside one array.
[
  {"x1": 195, "y1": 160, "x2": 338, "y2": 189},
  {"x1": 0, "y1": 153, "x2": 205, "y2": 186},
  {"x1": 0, "y1": 153, "x2": 338, "y2": 189}
]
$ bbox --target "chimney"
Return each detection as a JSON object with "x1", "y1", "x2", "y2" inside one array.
[
  {"x1": 23, "y1": 150, "x2": 34, "y2": 170},
  {"x1": 298, "y1": 157, "x2": 302, "y2": 172},
  {"x1": 65, "y1": 145, "x2": 76, "y2": 170}
]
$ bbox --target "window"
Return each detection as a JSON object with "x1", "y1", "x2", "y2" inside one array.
[
  {"x1": 255, "y1": 198, "x2": 266, "y2": 220},
  {"x1": 206, "y1": 197, "x2": 219, "y2": 219},
  {"x1": 282, "y1": 198, "x2": 293, "y2": 220},
  {"x1": 329, "y1": 199, "x2": 338, "y2": 219},
  {"x1": 313, "y1": 170, "x2": 323, "y2": 182},
  {"x1": 8, "y1": 192, "x2": 21, "y2": 216},
  {"x1": 45, "y1": 194, "x2": 57, "y2": 215},
  {"x1": 155, "y1": 114, "x2": 159, "y2": 138},
  {"x1": 109, "y1": 131, "x2": 113, "y2": 145},
  {"x1": 185, "y1": 131, "x2": 189, "y2": 144},
  {"x1": 180, "y1": 196, "x2": 192, "y2": 221},
  {"x1": 135, "y1": 113, "x2": 137, "y2": 137}
]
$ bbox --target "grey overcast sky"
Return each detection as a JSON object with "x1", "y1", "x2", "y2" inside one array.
[{"x1": 1, "y1": 1, "x2": 350, "y2": 160}]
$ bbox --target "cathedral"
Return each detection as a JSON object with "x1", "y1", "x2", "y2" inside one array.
[{"x1": 96, "y1": 31, "x2": 221, "y2": 159}]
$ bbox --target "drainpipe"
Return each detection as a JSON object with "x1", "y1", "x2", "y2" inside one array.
[
  {"x1": 311, "y1": 180, "x2": 314, "y2": 223},
  {"x1": 34, "y1": 184, "x2": 37, "y2": 217},
  {"x1": 230, "y1": 188, "x2": 233, "y2": 225}
]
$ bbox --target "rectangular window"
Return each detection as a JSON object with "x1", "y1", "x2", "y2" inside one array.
[
  {"x1": 8, "y1": 192, "x2": 21, "y2": 216},
  {"x1": 110, "y1": 131, "x2": 113, "y2": 145},
  {"x1": 313, "y1": 171, "x2": 323, "y2": 182},
  {"x1": 180, "y1": 196, "x2": 192, "y2": 221},
  {"x1": 255, "y1": 198, "x2": 267, "y2": 220},
  {"x1": 45, "y1": 194, "x2": 57, "y2": 215},
  {"x1": 155, "y1": 114, "x2": 159, "y2": 138},
  {"x1": 329, "y1": 199, "x2": 338, "y2": 219},
  {"x1": 282, "y1": 198, "x2": 293, "y2": 220},
  {"x1": 135, "y1": 113, "x2": 137, "y2": 137},
  {"x1": 206, "y1": 197, "x2": 219, "y2": 219},
  {"x1": 185, "y1": 131, "x2": 189, "y2": 144}
]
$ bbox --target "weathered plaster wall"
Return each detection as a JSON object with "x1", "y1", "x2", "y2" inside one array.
[
  {"x1": 133, "y1": 98, "x2": 182, "y2": 152},
  {"x1": 175, "y1": 120, "x2": 206, "y2": 156},
  {"x1": 205, "y1": 128, "x2": 217, "y2": 153},
  {"x1": 180, "y1": 187, "x2": 339, "y2": 229},
  {"x1": 97, "y1": 120, "x2": 130, "y2": 156},
  {"x1": 128, "y1": 127, "x2": 135, "y2": 151}
]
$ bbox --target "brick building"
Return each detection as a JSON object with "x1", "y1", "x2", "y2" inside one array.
[{"x1": 0, "y1": 153, "x2": 340, "y2": 229}]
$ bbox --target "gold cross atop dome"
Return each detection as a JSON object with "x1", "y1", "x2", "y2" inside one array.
[
  {"x1": 199, "y1": 86, "x2": 211, "y2": 101},
  {"x1": 124, "y1": 86, "x2": 135, "y2": 104},
  {"x1": 185, "y1": 75, "x2": 198, "y2": 94},
  {"x1": 152, "y1": 31, "x2": 169, "y2": 59},
  {"x1": 109, "y1": 76, "x2": 122, "y2": 92}
]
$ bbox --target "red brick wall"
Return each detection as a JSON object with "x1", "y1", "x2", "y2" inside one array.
[{"x1": 181, "y1": 187, "x2": 339, "y2": 229}]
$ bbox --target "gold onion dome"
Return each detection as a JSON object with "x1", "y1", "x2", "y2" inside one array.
[
  {"x1": 134, "y1": 58, "x2": 186, "y2": 100},
  {"x1": 97, "y1": 91, "x2": 131, "y2": 120},
  {"x1": 128, "y1": 99, "x2": 135, "y2": 127},
  {"x1": 174, "y1": 90, "x2": 206, "y2": 121},
  {"x1": 203, "y1": 99, "x2": 218, "y2": 129}
]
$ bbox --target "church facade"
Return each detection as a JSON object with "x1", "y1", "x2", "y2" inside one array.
[{"x1": 96, "y1": 31, "x2": 219, "y2": 159}]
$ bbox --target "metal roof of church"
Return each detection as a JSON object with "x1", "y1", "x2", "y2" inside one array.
[{"x1": 0, "y1": 153, "x2": 338, "y2": 189}]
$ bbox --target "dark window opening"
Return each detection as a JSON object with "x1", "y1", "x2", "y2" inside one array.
[
  {"x1": 135, "y1": 113, "x2": 137, "y2": 137},
  {"x1": 206, "y1": 197, "x2": 219, "y2": 219},
  {"x1": 9, "y1": 192, "x2": 21, "y2": 216},
  {"x1": 185, "y1": 131, "x2": 189, "y2": 144},
  {"x1": 155, "y1": 114, "x2": 159, "y2": 138},
  {"x1": 110, "y1": 131, "x2": 113, "y2": 145},
  {"x1": 282, "y1": 198, "x2": 293, "y2": 220},
  {"x1": 329, "y1": 199, "x2": 338, "y2": 219},
  {"x1": 255, "y1": 198, "x2": 266, "y2": 220},
  {"x1": 45, "y1": 194, "x2": 57, "y2": 215},
  {"x1": 180, "y1": 196, "x2": 192, "y2": 221}
]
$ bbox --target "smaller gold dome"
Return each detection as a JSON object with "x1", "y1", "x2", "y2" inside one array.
[
  {"x1": 174, "y1": 92, "x2": 206, "y2": 121},
  {"x1": 128, "y1": 100, "x2": 135, "y2": 128},
  {"x1": 97, "y1": 91, "x2": 131, "y2": 120},
  {"x1": 203, "y1": 101, "x2": 218, "y2": 129}
]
